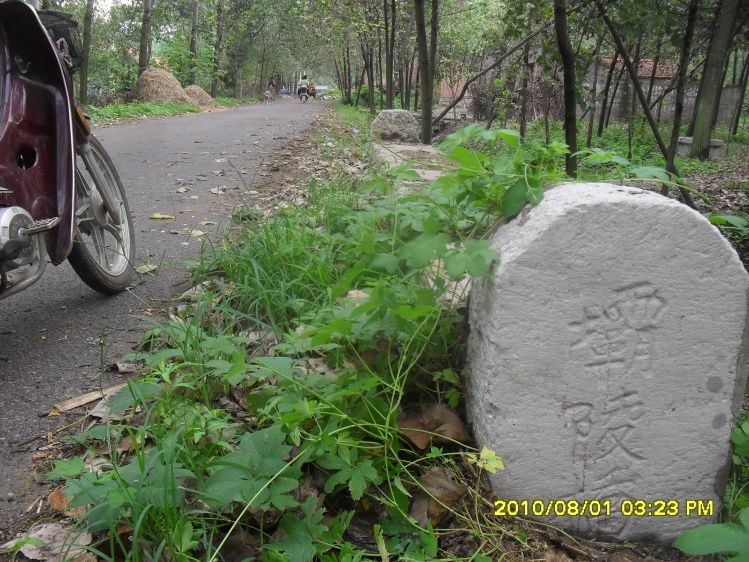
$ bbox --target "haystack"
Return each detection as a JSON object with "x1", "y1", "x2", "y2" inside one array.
[
  {"x1": 135, "y1": 67, "x2": 193, "y2": 104},
  {"x1": 185, "y1": 84, "x2": 219, "y2": 107}
]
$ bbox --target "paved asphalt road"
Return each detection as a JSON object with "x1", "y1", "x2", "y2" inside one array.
[{"x1": 0, "y1": 99, "x2": 324, "y2": 528}]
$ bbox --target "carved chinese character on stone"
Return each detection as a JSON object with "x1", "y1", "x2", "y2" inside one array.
[{"x1": 467, "y1": 183, "x2": 749, "y2": 543}]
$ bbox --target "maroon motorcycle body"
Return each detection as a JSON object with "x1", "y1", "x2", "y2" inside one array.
[
  {"x1": 0, "y1": 1, "x2": 134, "y2": 301},
  {"x1": 0, "y1": 0, "x2": 78, "y2": 264}
]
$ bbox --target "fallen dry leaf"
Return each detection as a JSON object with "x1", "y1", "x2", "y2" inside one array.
[
  {"x1": 189, "y1": 230, "x2": 206, "y2": 238},
  {"x1": 410, "y1": 466, "x2": 466, "y2": 527},
  {"x1": 1, "y1": 522, "x2": 92, "y2": 562},
  {"x1": 210, "y1": 186, "x2": 227, "y2": 195},
  {"x1": 47, "y1": 488, "x2": 68, "y2": 512},
  {"x1": 148, "y1": 213, "x2": 175, "y2": 220},
  {"x1": 199, "y1": 220, "x2": 218, "y2": 226},
  {"x1": 398, "y1": 404, "x2": 471, "y2": 450},
  {"x1": 110, "y1": 362, "x2": 137, "y2": 374},
  {"x1": 48, "y1": 488, "x2": 87, "y2": 518},
  {"x1": 135, "y1": 263, "x2": 158, "y2": 274}
]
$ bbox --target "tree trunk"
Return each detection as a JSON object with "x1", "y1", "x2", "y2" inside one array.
[
  {"x1": 730, "y1": 53, "x2": 749, "y2": 134},
  {"x1": 519, "y1": 42, "x2": 530, "y2": 140},
  {"x1": 708, "y1": 55, "x2": 731, "y2": 132},
  {"x1": 605, "y1": 64, "x2": 625, "y2": 127},
  {"x1": 346, "y1": 42, "x2": 353, "y2": 104},
  {"x1": 646, "y1": 38, "x2": 662, "y2": 106},
  {"x1": 354, "y1": 66, "x2": 366, "y2": 107},
  {"x1": 429, "y1": 0, "x2": 438, "y2": 87},
  {"x1": 554, "y1": 0, "x2": 577, "y2": 177},
  {"x1": 369, "y1": 48, "x2": 376, "y2": 112},
  {"x1": 258, "y1": 41, "x2": 267, "y2": 95},
  {"x1": 377, "y1": 25, "x2": 384, "y2": 111},
  {"x1": 597, "y1": 52, "x2": 618, "y2": 136},
  {"x1": 666, "y1": 0, "x2": 699, "y2": 186},
  {"x1": 389, "y1": 0, "x2": 396, "y2": 106},
  {"x1": 188, "y1": 0, "x2": 199, "y2": 85},
  {"x1": 399, "y1": 66, "x2": 405, "y2": 108},
  {"x1": 361, "y1": 41, "x2": 376, "y2": 113},
  {"x1": 137, "y1": 0, "x2": 153, "y2": 77},
  {"x1": 594, "y1": 0, "x2": 694, "y2": 207},
  {"x1": 690, "y1": 0, "x2": 739, "y2": 158},
  {"x1": 210, "y1": 0, "x2": 225, "y2": 97},
  {"x1": 78, "y1": 0, "x2": 95, "y2": 104},
  {"x1": 732, "y1": 46, "x2": 738, "y2": 85},
  {"x1": 414, "y1": 64, "x2": 420, "y2": 110},
  {"x1": 586, "y1": 35, "x2": 603, "y2": 147},
  {"x1": 627, "y1": 36, "x2": 643, "y2": 160},
  {"x1": 384, "y1": 0, "x2": 395, "y2": 108},
  {"x1": 414, "y1": 0, "x2": 434, "y2": 143}
]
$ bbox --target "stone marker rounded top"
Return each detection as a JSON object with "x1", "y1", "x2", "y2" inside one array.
[
  {"x1": 467, "y1": 182, "x2": 749, "y2": 543},
  {"x1": 370, "y1": 109, "x2": 421, "y2": 144}
]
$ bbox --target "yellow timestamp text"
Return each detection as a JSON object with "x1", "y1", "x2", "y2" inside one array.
[{"x1": 493, "y1": 499, "x2": 715, "y2": 517}]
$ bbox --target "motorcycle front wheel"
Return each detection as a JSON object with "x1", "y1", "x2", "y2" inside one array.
[{"x1": 69, "y1": 135, "x2": 135, "y2": 294}]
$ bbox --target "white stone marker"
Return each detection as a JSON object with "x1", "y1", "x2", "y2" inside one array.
[{"x1": 467, "y1": 182, "x2": 749, "y2": 542}]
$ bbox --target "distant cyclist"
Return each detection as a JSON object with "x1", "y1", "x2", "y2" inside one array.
[{"x1": 297, "y1": 74, "x2": 310, "y2": 103}]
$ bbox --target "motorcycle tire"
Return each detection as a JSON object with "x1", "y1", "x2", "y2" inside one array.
[{"x1": 68, "y1": 135, "x2": 135, "y2": 294}]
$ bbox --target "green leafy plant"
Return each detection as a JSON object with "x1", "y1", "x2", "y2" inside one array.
[
  {"x1": 51, "y1": 116, "x2": 583, "y2": 561},
  {"x1": 674, "y1": 508, "x2": 749, "y2": 560}
]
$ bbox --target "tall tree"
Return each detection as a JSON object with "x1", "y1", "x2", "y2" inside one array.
[
  {"x1": 553, "y1": 0, "x2": 577, "y2": 177},
  {"x1": 646, "y1": 37, "x2": 662, "y2": 106},
  {"x1": 413, "y1": 0, "x2": 439, "y2": 144},
  {"x1": 690, "y1": 0, "x2": 740, "y2": 158},
  {"x1": 586, "y1": 35, "x2": 603, "y2": 147},
  {"x1": 188, "y1": 0, "x2": 199, "y2": 85},
  {"x1": 597, "y1": 52, "x2": 618, "y2": 136},
  {"x1": 731, "y1": 53, "x2": 749, "y2": 134},
  {"x1": 519, "y1": 42, "x2": 531, "y2": 140},
  {"x1": 383, "y1": 0, "x2": 393, "y2": 108},
  {"x1": 210, "y1": 0, "x2": 225, "y2": 97},
  {"x1": 137, "y1": 0, "x2": 153, "y2": 77},
  {"x1": 666, "y1": 0, "x2": 699, "y2": 182},
  {"x1": 78, "y1": 0, "x2": 95, "y2": 104}
]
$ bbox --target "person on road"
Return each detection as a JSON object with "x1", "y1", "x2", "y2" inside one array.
[{"x1": 297, "y1": 74, "x2": 309, "y2": 96}]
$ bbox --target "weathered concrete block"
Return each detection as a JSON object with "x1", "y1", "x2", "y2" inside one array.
[
  {"x1": 467, "y1": 182, "x2": 749, "y2": 543},
  {"x1": 677, "y1": 136, "x2": 725, "y2": 159},
  {"x1": 370, "y1": 109, "x2": 420, "y2": 144}
]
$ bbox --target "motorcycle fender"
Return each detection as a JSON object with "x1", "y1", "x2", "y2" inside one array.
[{"x1": 0, "y1": 1, "x2": 75, "y2": 265}]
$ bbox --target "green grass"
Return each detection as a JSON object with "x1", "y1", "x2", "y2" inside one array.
[
  {"x1": 497, "y1": 116, "x2": 749, "y2": 180},
  {"x1": 334, "y1": 102, "x2": 375, "y2": 137},
  {"x1": 214, "y1": 95, "x2": 264, "y2": 107},
  {"x1": 194, "y1": 180, "x2": 355, "y2": 335},
  {"x1": 43, "y1": 113, "x2": 564, "y2": 562},
  {"x1": 86, "y1": 101, "x2": 201, "y2": 123}
]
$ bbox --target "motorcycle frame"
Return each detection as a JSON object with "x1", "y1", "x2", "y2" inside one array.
[{"x1": 0, "y1": 1, "x2": 88, "y2": 266}]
